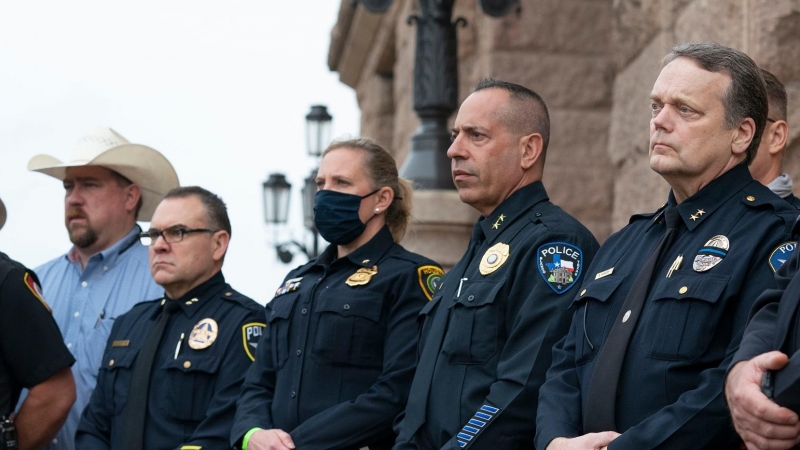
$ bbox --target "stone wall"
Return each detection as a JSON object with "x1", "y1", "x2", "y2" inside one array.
[{"x1": 328, "y1": 0, "x2": 800, "y2": 252}]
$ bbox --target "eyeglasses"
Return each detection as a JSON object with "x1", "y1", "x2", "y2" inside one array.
[
  {"x1": 767, "y1": 118, "x2": 777, "y2": 123},
  {"x1": 139, "y1": 226, "x2": 217, "y2": 246}
]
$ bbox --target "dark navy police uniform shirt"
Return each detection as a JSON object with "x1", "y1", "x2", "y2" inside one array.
[
  {"x1": 734, "y1": 217, "x2": 800, "y2": 374},
  {"x1": 394, "y1": 181, "x2": 600, "y2": 450},
  {"x1": 76, "y1": 271, "x2": 265, "y2": 450},
  {"x1": 0, "y1": 252, "x2": 74, "y2": 417},
  {"x1": 232, "y1": 226, "x2": 442, "y2": 450},
  {"x1": 536, "y1": 164, "x2": 797, "y2": 450}
]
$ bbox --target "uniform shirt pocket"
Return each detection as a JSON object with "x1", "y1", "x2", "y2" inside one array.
[
  {"x1": 98, "y1": 347, "x2": 139, "y2": 416},
  {"x1": 159, "y1": 354, "x2": 222, "y2": 423},
  {"x1": 571, "y1": 276, "x2": 625, "y2": 365},
  {"x1": 267, "y1": 293, "x2": 299, "y2": 369},
  {"x1": 442, "y1": 279, "x2": 505, "y2": 365},
  {"x1": 311, "y1": 291, "x2": 385, "y2": 368},
  {"x1": 640, "y1": 273, "x2": 729, "y2": 361}
]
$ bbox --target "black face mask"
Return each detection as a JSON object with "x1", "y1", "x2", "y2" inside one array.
[{"x1": 313, "y1": 189, "x2": 379, "y2": 245}]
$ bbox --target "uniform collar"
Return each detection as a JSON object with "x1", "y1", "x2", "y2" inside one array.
[
  {"x1": 662, "y1": 163, "x2": 753, "y2": 231},
  {"x1": 67, "y1": 225, "x2": 142, "y2": 265},
  {"x1": 156, "y1": 271, "x2": 227, "y2": 318},
  {"x1": 479, "y1": 181, "x2": 549, "y2": 243},
  {"x1": 299, "y1": 226, "x2": 395, "y2": 275}
]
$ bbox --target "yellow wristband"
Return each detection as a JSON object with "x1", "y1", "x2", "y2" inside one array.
[{"x1": 242, "y1": 427, "x2": 262, "y2": 450}]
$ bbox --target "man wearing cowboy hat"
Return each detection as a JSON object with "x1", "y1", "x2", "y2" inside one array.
[
  {"x1": 26, "y1": 127, "x2": 179, "y2": 450},
  {"x1": 0, "y1": 195, "x2": 77, "y2": 450}
]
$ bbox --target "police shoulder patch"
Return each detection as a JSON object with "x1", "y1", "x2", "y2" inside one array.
[
  {"x1": 537, "y1": 242, "x2": 583, "y2": 294},
  {"x1": 23, "y1": 272, "x2": 50, "y2": 313},
  {"x1": 417, "y1": 265, "x2": 444, "y2": 300},
  {"x1": 769, "y1": 241, "x2": 797, "y2": 272},
  {"x1": 241, "y1": 322, "x2": 266, "y2": 361}
]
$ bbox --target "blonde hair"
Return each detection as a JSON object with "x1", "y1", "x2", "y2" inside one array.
[{"x1": 322, "y1": 138, "x2": 412, "y2": 241}]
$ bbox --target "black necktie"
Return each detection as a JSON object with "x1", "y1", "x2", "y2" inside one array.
[
  {"x1": 584, "y1": 206, "x2": 682, "y2": 433},
  {"x1": 120, "y1": 300, "x2": 180, "y2": 450},
  {"x1": 403, "y1": 222, "x2": 485, "y2": 437}
]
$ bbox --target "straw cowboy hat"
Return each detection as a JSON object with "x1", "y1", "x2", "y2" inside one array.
[
  {"x1": 27, "y1": 127, "x2": 179, "y2": 221},
  {"x1": 0, "y1": 196, "x2": 6, "y2": 231}
]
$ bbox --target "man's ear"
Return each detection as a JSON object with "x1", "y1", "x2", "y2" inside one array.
[
  {"x1": 520, "y1": 133, "x2": 544, "y2": 170},
  {"x1": 768, "y1": 120, "x2": 789, "y2": 156},
  {"x1": 731, "y1": 117, "x2": 756, "y2": 157},
  {"x1": 125, "y1": 184, "x2": 142, "y2": 214},
  {"x1": 211, "y1": 231, "x2": 230, "y2": 262}
]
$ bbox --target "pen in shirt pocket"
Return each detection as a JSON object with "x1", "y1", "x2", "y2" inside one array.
[{"x1": 94, "y1": 310, "x2": 105, "y2": 329}]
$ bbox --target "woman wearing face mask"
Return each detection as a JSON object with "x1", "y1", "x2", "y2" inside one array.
[{"x1": 232, "y1": 138, "x2": 444, "y2": 450}]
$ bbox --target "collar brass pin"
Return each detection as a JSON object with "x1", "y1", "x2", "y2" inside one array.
[{"x1": 346, "y1": 265, "x2": 378, "y2": 286}]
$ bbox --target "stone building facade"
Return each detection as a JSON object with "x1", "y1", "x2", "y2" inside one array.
[{"x1": 328, "y1": 0, "x2": 800, "y2": 266}]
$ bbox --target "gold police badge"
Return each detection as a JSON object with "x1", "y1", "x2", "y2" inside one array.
[
  {"x1": 480, "y1": 243, "x2": 510, "y2": 275},
  {"x1": 692, "y1": 235, "x2": 730, "y2": 272},
  {"x1": 188, "y1": 318, "x2": 218, "y2": 350},
  {"x1": 346, "y1": 265, "x2": 378, "y2": 287}
]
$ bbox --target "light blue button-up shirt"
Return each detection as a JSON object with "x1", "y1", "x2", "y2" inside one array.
[{"x1": 35, "y1": 226, "x2": 162, "y2": 449}]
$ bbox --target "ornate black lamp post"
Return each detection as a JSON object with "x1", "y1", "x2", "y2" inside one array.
[
  {"x1": 262, "y1": 105, "x2": 333, "y2": 263},
  {"x1": 358, "y1": 0, "x2": 519, "y2": 189}
]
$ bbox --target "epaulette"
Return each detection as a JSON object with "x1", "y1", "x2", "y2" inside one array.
[
  {"x1": 218, "y1": 287, "x2": 261, "y2": 310},
  {"x1": 628, "y1": 203, "x2": 667, "y2": 225},
  {"x1": 741, "y1": 183, "x2": 798, "y2": 229}
]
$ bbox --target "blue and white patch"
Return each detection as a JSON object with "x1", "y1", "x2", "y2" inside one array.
[
  {"x1": 456, "y1": 404, "x2": 502, "y2": 449},
  {"x1": 537, "y1": 242, "x2": 583, "y2": 294},
  {"x1": 770, "y1": 241, "x2": 797, "y2": 272}
]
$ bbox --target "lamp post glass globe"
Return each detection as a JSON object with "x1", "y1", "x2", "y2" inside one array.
[
  {"x1": 305, "y1": 105, "x2": 332, "y2": 157},
  {"x1": 262, "y1": 173, "x2": 292, "y2": 225}
]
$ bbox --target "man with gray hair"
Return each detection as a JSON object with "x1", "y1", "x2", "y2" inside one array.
[
  {"x1": 749, "y1": 69, "x2": 800, "y2": 209},
  {"x1": 536, "y1": 42, "x2": 797, "y2": 449}
]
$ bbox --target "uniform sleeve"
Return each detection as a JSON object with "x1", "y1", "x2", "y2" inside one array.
[
  {"x1": 606, "y1": 231, "x2": 787, "y2": 450},
  {"x1": 286, "y1": 264, "x2": 437, "y2": 449},
  {"x1": 0, "y1": 268, "x2": 74, "y2": 389},
  {"x1": 184, "y1": 306, "x2": 266, "y2": 450},
  {"x1": 448, "y1": 232, "x2": 599, "y2": 450},
  {"x1": 75, "y1": 317, "x2": 122, "y2": 449},
  {"x1": 231, "y1": 306, "x2": 280, "y2": 446},
  {"x1": 732, "y1": 245, "x2": 800, "y2": 366}
]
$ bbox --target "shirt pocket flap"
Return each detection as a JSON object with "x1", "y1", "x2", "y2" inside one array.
[
  {"x1": 164, "y1": 355, "x2": 222, "y2": 374},
  {"x1": 450, "y1": 278, "x2": 506, "y2": 309},
  {"x1": 315, "y1": 291, "x2": 383, "y2": 322},
  {"x1": 570, "y1": 276, "x2": 625, "y2": 307},
  {"x1": 101, "y1": 347, "x2": 139, "y2": 371},
  {"x1": 651, "y1": 273, "x2": 729, "y2": 303},
  {"x1": 268, "y1": 293, "x2": 299, "y2": 323}
]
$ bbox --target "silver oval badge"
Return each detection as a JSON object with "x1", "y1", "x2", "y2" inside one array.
[{"x1": 693, "y1": 235, "x2": 730, "y2": 272}]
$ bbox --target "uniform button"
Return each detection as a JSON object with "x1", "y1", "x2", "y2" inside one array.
[
  {"x1": 679, "y1": 286, "x2": 688, "y2": 294},
  {"x1": 343, "y1": 304, "x2": 350, "y2": 310},
  {"x1": 74, "y1": 311, "x2": 80, "y2": 317},
  {"x1": 535, "y1": 212, "x2": 542, "y2": 217},
  {"x1": 225, "y1": 292, "x2": 232, "y2": 296},
  {"x1": 467, "y1": 295, "x2": 475, "y2": 302},
  {"x1": 302, "y1": 308, "x2": 308, "y2": 315},
  {"x1": 81, "y1": 281, "x2": 88, "y2": 288},
  {"x1": 580, "y1": 289, "x2": 587, "y2": 296},
  {"x1": 296, "y1": 350, "x2": 302, "y2": 356},
  {"x1": 108, "y1": 359, "x2": 115, "y2": 366},
  {"x1": 746, "y1": 195, "x2": 755, "y2": 202},
  {"x1": 291, "y1": 391, "x2": 296, "y2": 398},
  {"x1": 184, "y1": 361, "x2": 192, "y2": 368},
  {"x1": 67, "y1": 342, "x2": 72, "y2": 349},
  {"x1": 622, "y1": 310, "x2": 631, "y2": 323}
]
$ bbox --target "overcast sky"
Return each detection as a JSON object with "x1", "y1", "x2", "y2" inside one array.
[{"x1": 0, "y1": 1, "x2": 360, "y2": 303}]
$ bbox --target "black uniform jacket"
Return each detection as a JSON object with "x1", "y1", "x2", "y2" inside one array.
[
  {"x1": 394, "y1": 181, "x2": 600, "y2": 450},
  {"x1": 536, "y1": 164, "x2": 797, "y2": 450},
  {"x1": 76, "y1": 271, "x2": 265, "y2": 450},
  {"x1": 734, "y1": 217, "x2": 800, "y2": 368},
  {"x1": 0, "y1": 252, "x2": 74, "y2": 417},
  {"x1": 785, "y1": 193, "x2": 800, "y2": 210},
  {"x1": 231, "y1": 226, "x2": 442, "y2": 450}
]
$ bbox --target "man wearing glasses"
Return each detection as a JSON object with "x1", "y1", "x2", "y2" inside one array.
[{"x1": 76, "y1": 186, "x2": 265, "y2": 450}]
